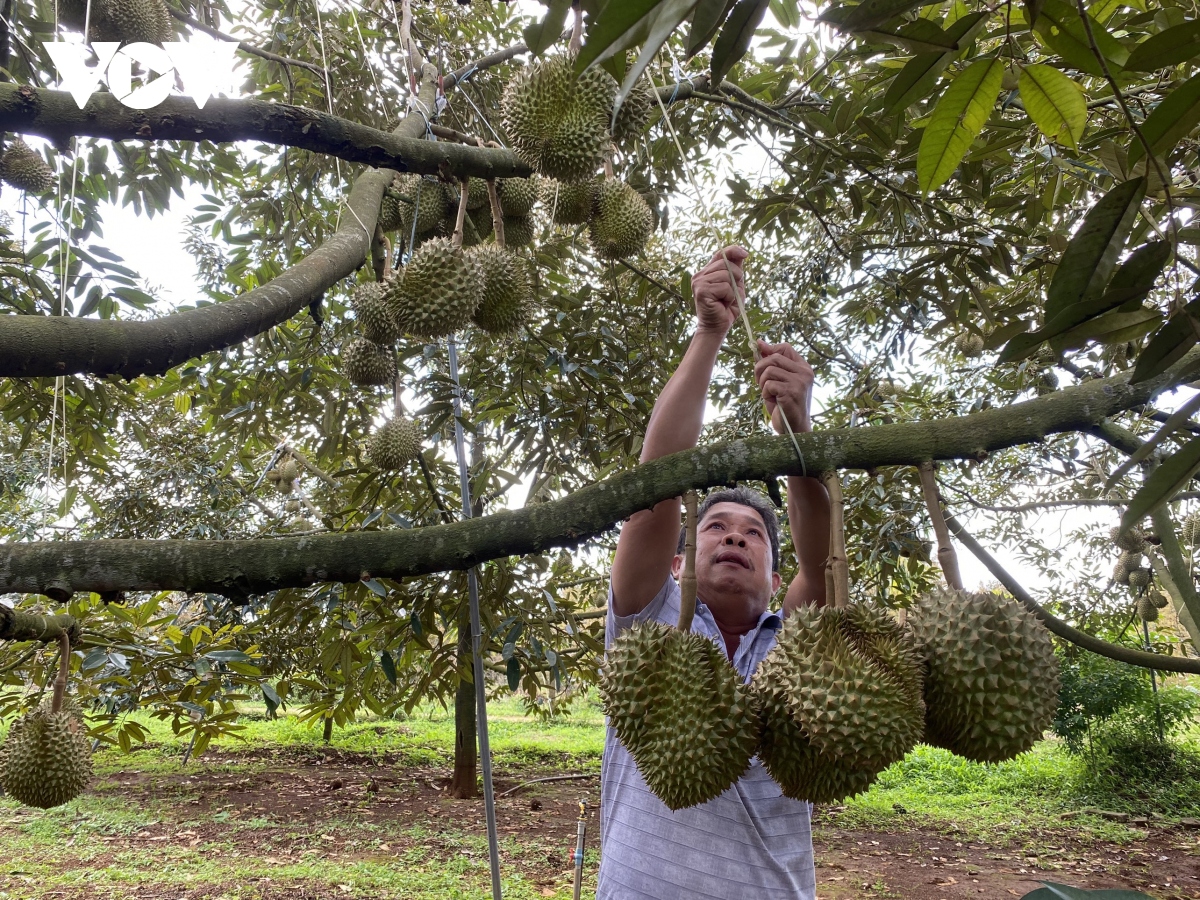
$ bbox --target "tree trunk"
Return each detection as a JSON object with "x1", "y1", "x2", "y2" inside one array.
[
  {"x1": 322, "y1": 714, "x2": 334, "y2": 744},
  {"x1": 448, "y1": 602, "x2": 478, "y2": 799}
]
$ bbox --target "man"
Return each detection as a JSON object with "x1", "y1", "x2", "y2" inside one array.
[{"x1": 597, "y1": 246, "x2": 831, "y2": 899}]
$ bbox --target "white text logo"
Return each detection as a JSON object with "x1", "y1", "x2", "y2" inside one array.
[{"x1": 45, "y1": 39, "x2": 239, "y2": 110}]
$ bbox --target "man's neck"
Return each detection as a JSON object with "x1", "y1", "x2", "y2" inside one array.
[{"x1": 708, "y1": 607, "x2": 764, "y2": 657}]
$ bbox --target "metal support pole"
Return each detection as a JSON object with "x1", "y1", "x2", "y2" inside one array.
[{"x1": 447, "y1": 334, "x2": 503, "y2": 900}]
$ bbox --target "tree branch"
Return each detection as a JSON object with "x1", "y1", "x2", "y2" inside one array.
[
  {"x1": 4, "y1": 357, "x2": 1199, "y2": 597},
  {"x1": 0, "y1": 605, "x2": 79, "y2": 644},
  {"x1": 165, "y1": 6, "x2": 328, "y2": 78}
]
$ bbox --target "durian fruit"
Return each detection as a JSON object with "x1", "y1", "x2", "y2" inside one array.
[
  {"x1": 352, "y1": 282, "x2": 400, "y2": 346},
  {"x1": 1136, "y1": 594, "x2": 1159, "y2": 622},
  {"x1": 1036, "y1": 370, "x2": 1059, "y2": 394},
  {"x1": 284, "y1": 499, "x2": 301, "y2": 513},
  {"x1": 953, "y1": 332, "x2": 985, "y2": 358},
  {"x1": 277, "y1": 459, "x2": 299, "y2": 482},
  {"x1": 387, "y1": 237, "x2": 482, "y2": 339},
  {"x1": 540, "y1": 178, "x2": 597, "y2": 225},
  {"x1": 0, "y1": 701, "x2": 92, "y2": 809},
  {"x1": 501, "y1": 215, "x2": 536, "y2": 249},
  {"x1": 367, "y1": 416, "x2": 421, "y2": 470},
  {"x1": 343, "y1": 337, "x2": 397, "y2": 386},
  {"x1": 462, "y1": 177, "x2": 490, "y2": 211},
  {"x1": 600, "y1": 621, "x2": 759, "y2": 810},
  {"x1": 394, "y1": 174, "x2": 447, "y2": 238},
  {"x1": 0, "y1": 140, "x2": 54, "y2": 194},
  {"x1": 909, "y1": 587, "x2": 1059, "y2": 763},
  {"x1": 1111, "y1": 525, "x2": 1146, "y2": 553},
  {"x1": 501, "y1": 55, "x2": 615, "y2": 183},
  {"x1": 1152, "y1": 589, "x2": 1170, "y2": 610},
  {"x1": 1128, "y1": 567, "x2": 1151, "y2": 590},
  {"x1": 91, "y1": 0, "x2": 172, "y2": 44},
  {"x1": 468, "y1": 204, "x2": 495, "y2": 243},
  {"x1": 469, "y1": 245, "x2": 534, "y2": 334},
  {"x1": 612, "y1": 79, "x2": 656, "y2": 146},
  {"x1": 496, "y1": 177, "x2": 538, "y2": 217},
  {"x1": 1183, "y1": 512, "x2": 1200, "y2": 546},
  {"x1": 378, "y1": 180, "x2": 405, "y2": 232},
  {"x1": 587, "y1": 179, "x2": 654, "y2": 259}
]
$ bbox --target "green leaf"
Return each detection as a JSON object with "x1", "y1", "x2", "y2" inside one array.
[
  {"x1": 612, "y1": 0, "x2": 703, "y2": 111},
  {"x1": 687, "y1": 0, "x2": 737, "y2": 58},
  {"x1": 820, "y1": 0, "x2": 927, "y2": 32},
  {"x1": 1019, "y1": 64, "x2": 1086, "y2": 149},
  {"x1": 506, "y1": 656, "x2": 521, "y2": 692},
  {"x1": 1125, "y1": 20, "x2": 1200, "y2": 72},
  {"x1": 1106, "y1": 391, "x2": 1200, "y2": 489},
  {"x1": 710, "y1": 0, "x2": 770, "y2": 85},
  {"x1": 1047, "y1": 306, "x2": 1161, "y2": 353},
  {"x1": 1044, "y1": 177, "x2": 1146, "y2": 322},
  {"x1": 1120, "y1": 435, "x2": 1200, "y2": 539},
  {"x1": 1127, "y1": 72, "x2": 1200, "y2": 167},
  {"x1": 380, "y1": 649, "x2": 397, "y2": 686},
  {"x1": 1099, "y1": 240, "x2": 1172, "y2": 308},
  {"x1": 1035, "y1": 1, "x2": 1128, "y2": 76},
  {"x1": 1130, "y1": 297, "x2": 1200, "y2": 383},
  {"x1": 576, "y1": 0, "x2": 699, "y2": 74},
  {"x1": 882, "y1": 12, "x2": 988, "y2": 114},
  {"x1": 523, "y1": 0, "x2": 572, "y2": 57},
  {"x1": 917, "y1": 57, "x2": 1004, "y2": 192}
]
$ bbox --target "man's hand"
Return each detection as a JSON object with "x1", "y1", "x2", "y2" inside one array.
[
  {"x1": 692, "y1": 245, "x2": 749, "y2": 335},
  {"x1": 754, "y1": 340, "x2": 814, "y2": 434}
]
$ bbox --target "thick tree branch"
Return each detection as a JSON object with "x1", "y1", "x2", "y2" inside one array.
[
  {"x1": 2, "y1": 357, "x2": 1198, "y2": 597},
  {"x1": 0, "y1": 84, "x2": 529, "y2": 180},
  {"x1": 945, "y1": 512, "x2": 1200, "y2": 673},
  {"x1": 0, "y1": 605, "x2": 79, "y2": 643}
]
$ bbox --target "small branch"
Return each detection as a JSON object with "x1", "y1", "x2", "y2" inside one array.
[
  {"x1": 372, "y1": 224, "x2": 390, "y2": 283},
  {"x1": 617, "y1": 259, "x2": 684, "y2": 301},
  {"x1": 677, "y1": 491, "x2": 698, "y2": 632},
  {"x1": 486, "y1": 179, "x2": 505, "y2": 249},
  {"x1": 498, "y1": 773, "x2": 595, "y2": 797},
  {"x1": 918, "y1": 460, "x2": 963, "y2": 590},
  {"x1": 430, "y1": 123, "x2": 482, "y2": 145},
  {"x1": 451, "y1": 177, "x2": 469, "y2": 249},
  {"x1": 569, "y1": 2, "x2": 583, "y2": 54},
  {"x1": 824, "y1": 471, "x2": 849, "y2": 608},
  {"x1": 418, "y1": 453, "x2": 454, "y2": 525},
  {"x1": 51, "y1": 632, "x2": 69, "y2": 714},
  {"x1": 165, "y1": 6, "x2": 327, "y2": 78},
  {"x1": 945, "y1": 511, "x2": 1200, "y2": 673},
  {"x1": 0, "y1": 606, "x2": 79, "y2": 644}
]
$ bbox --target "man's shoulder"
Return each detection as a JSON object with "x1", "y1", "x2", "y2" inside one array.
[{"x1": 604, "y1": 575, "x2": 680, "y2": 646}]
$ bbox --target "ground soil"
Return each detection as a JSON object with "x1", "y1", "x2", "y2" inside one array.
[{"x1": 5, "y1": 745, "x2": 1199, "y2": 899}]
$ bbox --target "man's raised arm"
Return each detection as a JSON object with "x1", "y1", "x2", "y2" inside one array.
[{"x1": 609, "y1": 246, "x2": 748, "y2": 618}]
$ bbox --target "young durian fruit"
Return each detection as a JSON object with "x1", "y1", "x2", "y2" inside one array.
[
  {"x1": 599, "y1": 492, "x2": 759, "y2": 810},
  {"x1": 1111, "y1": 525, "x2": 1147, "y2": 553},
  {"x1": 0, "y1": 701, "x2": 92, "y2": 809},
  {"x1": 469, "y1": 245, "x2": 534, "y2": 334},
  {"x1": 386, "y1": 237, "x2": 482, "y2": 339},
  {"x1": 1127, "y1": 567, "x2": 1151, "y2": 590},
  {"x1": 284, "y1": 499, "x2": 301, "y2": 513},
  {"x1": 378, "y1": 179, "x2": 405, "y2": 232},
  {"x1": 352, "y1": 282, "x2": 400, "y2": 346},
  {"x1": 501, "y1": 215, "x2": 536, "y2": 249},
  {"x1": 612, "y1": 78, "x2": 656, "y2": 146},
  {"x1": 909, "y1": 587, "x2": 1059, "y2": 763},
  {"x1": 277, "y1": 459, "x2": 299, "y2": 482},
  {"x1": 953, "y1": 332, "x2": 985, "y2": 358},
  {"x1": 91, "y1": 0, "x2": 172, "y2": 44},
  {"x1": 587, "y1": 179, "x2": 654, "y2": 259},
  {"x1": 1183, "y1": 512, "x2": 1200, "y2": 546},
  {"x1": 343, "y1": 336, "x2": 397, "y2": 386},
  {"x1": 368, "y1": 417, "x2": 421, "y2": 471},
  {"x1": 1035, "y1": 369, "x2": 1059, "y2": 394},
  {"x1": 1152, "y1": 590, "x2": 1170, "y2": 609},
  {"x1": 0, "y1": 140, "x2": 55, "y2": 194},
  {"x1": 501, "y1": 55, "x2": 615, "y2": 183},
  {"x1": 1136, "y1": 594, "x2": 1159, "y2": 623},
  {"x1": 394, "y1": 174, "x2": 448, "y2": 238},
  {"x1": 462, "y1": 177, "x2": 490, "y2": 211},
  {"x1": 467, "y1": 204, "x2": 495, "y2": 242},
  {"x1": 496, "y1": 176, "x2": 539, "y2": 217},
  {"x1": 539, "y1": 178, "x2": 597, "y2": 225}
]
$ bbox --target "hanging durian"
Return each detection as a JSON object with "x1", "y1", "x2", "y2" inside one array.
[
  {"x1": 352, "y1": 282, "x2": 400, "y2": 346},
  {"x1": 368, "y1": 417, "x2": 421, "y2": 471},
  {"x1": 1152, "y1": 589, "x2": 1170, "y2": 610},
  {"x1": 0, "y1": 700, "x2": 92, "y2": 809},
  {"x1": 378, "y1": 178, "x2": 405, "y2": 232},
  {"x1": 467, "y1": 203, "x2": 494, "y2": 242},
  {"x1": 469, "y1": 244, "x2": 534, "y2": 334},
  {"x1": 277, "y1": 459, "x2": 299, "y2": 482},
  {"x1": 1183, "y1": 512, "x2": 1200, "y2": 546},
  {"x1": 91, "y1": 0, "x2": 173, "y2": 44},
  {"x1": 1136, "y1": 594, "x2": 1159, "y2": 622},
  {"x1": 612, "y1": 79, "x2": 656, "y2": 146},
  {"x1": 1036, "y1": 370, "x2": 1059, "y2": 394},
  {"x1": 462, "y1": 177, "x2": 490, "y2": 211},
  {"x1": 394, "y1": 173, "x2": 448, "y2": 239},
  {"x1": 1111, "y1": 525, "x2": 1146, "y2": 552},
  {"x1": 496, "y1": 177, "x2": 539, "y2": 217},
  {"x1": 587, "y1": 179, "x2": 654, "y2": 259},
  {"x1": 599, "y1": 492, "x2": 759, "y2": 810},
  {"x1": 1128, "y1": 567, "x2": 1151, "y2": 590},
  {"x1": 343, "y1": 337, "x2": 397, "y2": 386},
  {"x1": 501, "y1": 215, "x2": 536, "y2": 249},
  {"x1": 0, "y1": 140, "x2": 55, "y2": 194},
  {"x1": 386, "y1": 236, "x2": 482, "y2": 339},
  {"x1": 953, "y1": 332, "x2": 984, "y2": 358},
  {"x1": 284, "y1": 499, "x2": 301, "y2": 513},
  {"x1": 909, "y1": 587, "x2": 1059, "y2": 763},
  {"x1": 540, "y1": 178, "x2": 597, "y2": 225}
]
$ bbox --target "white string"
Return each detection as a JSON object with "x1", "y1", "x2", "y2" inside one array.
[
  {"x1": 345, "y1": 4, "x2": 389, "y2": 126},
  {"x1": 311, "y1": 0, "x2": 343, "y2": 228}
]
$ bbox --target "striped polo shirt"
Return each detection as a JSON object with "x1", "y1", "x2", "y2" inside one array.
[{"x1": 598, "y1": 576, "x2": 816, "y2": 899}]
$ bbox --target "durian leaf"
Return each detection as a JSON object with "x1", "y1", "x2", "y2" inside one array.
[
  {"x1": 1105, "y1": 392, "x2": 1200, "y2": 490},
  {"x1": 1126, "y1": 72, "x2": 1200, "y2": 168},
  {"x1": 1034, "y1": 0, "x2": 1128, "y2": 76},
  {"x1": 1046, "y1": 306, "x2": 1161, "y2": 354},
  {"x1": 1125, "y1": 19, "x2": 1200, "y2": 72},
  {"x1": 917, "y1": 57, "x2": 1004, "y2": 193},
  {"x1": 1130, "y1": 297, "x2": 1200, "y2": 383},
  {"x1": 523, "y1": 0, "x2": 572, "y2": 57},
  {"x1": 1018, "y1": 64, "x2": 1086, "y2": 149},
  {"x1": 1044, "y1": 178, "x2": 1145, "y2": 323},
  {"x1": 380, "y1": 650, "x2": 397, "y2": 686},
  {"x1": 613, "y1": 0, "x2": 703, "y2": 117},
  {"x1": 710, "y1": 0, "x2": 770, "y2": 85},
  {"x1": 506, "y1": 656, "x2": 521, "y2": 692},
  {"x1": 882, "y1": 12, "x2": 989, "y2": 114},
  {"x1": 819, "y1": 0, "x2": 927, "y2": 32},
  {"x1": 687, "y1": 0, "x2": 737, "y2": 58},
  {"x1": 576, "y1": 0, "x2": 700, "y2": 74},
  {"x1": 1120, "y1": 435, "x2": 1200, "y2": 537}
]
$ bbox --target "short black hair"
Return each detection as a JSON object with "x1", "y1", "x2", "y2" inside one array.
[{"x1": 677, "y1": 486, "x2": 781, "y2": 572}]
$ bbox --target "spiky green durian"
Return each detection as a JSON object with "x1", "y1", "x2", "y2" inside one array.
[
  {"x1": 378, "y1": 181, "x2": 405, "y2": 232},
  {"x1": 613, "y1": 78, "x2": 655, "y2": 145},
  {"x1": 0, "y1": 703, "x2": 92, "y2": 809},
  {"x1": 769, "y1": 604, "x2": 924, "y2": 770},
  {"x1": 1111, "y1": 525, "x2": 1147, "y2": 552},
  {"x1": 469, "y1": 245, "x2": 534, "y2": 334},
  {"x1": 367, "y1": 417, "x2": 421, "y2": 471},
  {"x1": 0, "y1": 140, "x2": 54, "y2": 194},
  {"x1": 1127, "y1": 568, "x2": 1151, "y2": 590},
  {"x1": 352, "y1": 282, "x2": 400, "y2": 346},
  {"x1": 462, "y1": 177, "x2": 490, "y2": 210},
  {"x1": 909, "y1": 587, "x2": 1059, "y2": 763},
  {"x1": 92, "y1": 0, "x2": 172, "y2": 44},
  {"x1": 501, "y1": 55, "x2": 614, "y2": 183},
  {"x1": 501, "y1": 215, "x2": 536, "y2": 249},
  {"x1": 277, "y1": 459, "x2": 299, "y2": 482},
  {"x1": 468, "y1": 204, "x2": 495, "y2": 242},
  {"x1": 387, "y1": 237, "x2": 482, "y2": 339},
  {"x1": 1136, "y1": 594, "x2": 1159, "y2": 622},
  {"x1": 394, "y1": 174, "x2": 447, "y2": 237},
  {"x1": 343, "y1": 337, "x2": 397, "y2": 386},
  {"x1": 953, "y1": 332, "x2": 984, "y2": 358},
  {"x1": 1183, "y1": 512, "x2": 1200, "y2": 546},
  {"x1": 1152, "y1": 590, "x2": 1170, "y2": 609},
  {"x1": 600, "y1": 621, "x2": 759, "y2": 810},
  {"x1": 540, "y1": 178, "x2": 596, "y2": 225},
  {"x1": 587, "y1": 179, "x2": 654, "y2": 259},
  {"x1": 496, "y1": 177, "x2": 538, "y2": 217}
]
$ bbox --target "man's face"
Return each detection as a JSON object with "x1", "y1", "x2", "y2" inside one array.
[{"x1": 674, "y1": 501, "x2": 782, "y2": 624}]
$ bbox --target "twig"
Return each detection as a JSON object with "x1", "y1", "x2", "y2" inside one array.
[
  {"x1": 166, "y1": 6, "x2": 327, "y2": 78},
  {"x1": 498, "y1": 772, "x2": 595, "y2": 797},
  {"x1": 418, "y1": 452, "x2": 454, "y2": 524},
  {"x1": 430, "y1": 123, "x2": 482, "y2": 145},
  {"x1": 616, "y1": 259, "x2": 684, "y2": 301}
]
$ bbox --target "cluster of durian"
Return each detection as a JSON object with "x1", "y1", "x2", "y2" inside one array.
[
  {"x1": 265, "y1": 457, "x2": 300, "y2": 494},
  {"x1": 0, "y1": 140, "x2": 55, "y2": 194},
  {"x1": 0, "y1": 697, "x2": 92, "y2": 809},
  {"x1": 953, "y1": 331, "x2": 984, "y2": 358},
  {"x1": 537, "y1": 176, "x2": 654, "y2": 259},
  {"x1": 1110, "y1": 526, "x2": 1151, "y2": 588},
  {"x1": 60, "y1": 0, "x2": 173, "y2": 43},
  {"x1": 1136, "y1": 590, "x2": 1169, "y2": 623},
  {"x1": 344, "y1": 282, "x2": 399, "y2": 387},
  {"x1": 378, "y1": 174, "x2": 540, "y2": 253}
]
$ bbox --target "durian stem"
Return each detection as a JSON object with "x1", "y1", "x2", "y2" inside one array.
[
  {"x1": 823, "y1": 470, "x2": 849, "y2": 609},
  {"x1": 570, "y1": 3, "x2": 583, "y2": 54},
  {"x1": 918, "y1": 460, "x2": 964, "y2": 591},
  {"x1": 677, "y1": 490, "x2": 698, "y2": 632},
  {"x1": 603, "y1": 157, "x2": 614, "y2": 179},
  {"x1": 51, "y1": 632, "x2": 69, "y2": 714},
  {"x1": 451, "y1": 177, "x2": 470, "y2": 251},
  {"x1": 486, "y1": 179, "x2": 506, "y2": 249},
  {"x1": 393, "y1": 374, "x2": 405, "y2": 418}
]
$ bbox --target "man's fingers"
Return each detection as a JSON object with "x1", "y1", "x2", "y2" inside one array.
[
  {"x1": 696, "y1": 259, "x2": 745, "y2": 286},
  {"x1": 710, "y1": 244, "x2": 749, "y2": 265},
  {"x1": 755, "y1": 355, "x2": 811, "y2": 382},
  {"x1": 756, "y1": 339, "x2": 802, "y2": 361}
]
